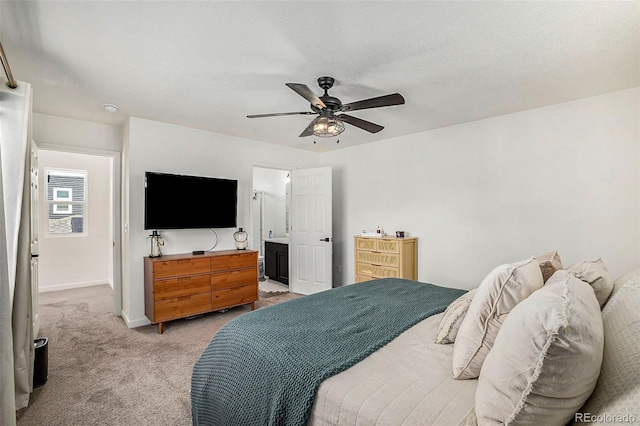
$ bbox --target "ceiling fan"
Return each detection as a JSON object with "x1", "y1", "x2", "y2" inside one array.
[{"x1": 247, "y1": 76, "x2": 405, "y2": 138}]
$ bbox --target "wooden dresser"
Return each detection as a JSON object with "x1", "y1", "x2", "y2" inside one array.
[
  {"x1": 144, "y1": 250, "x2": 258, "y2": 334},
  {"x1": 354, "y1": 236, "x2": 418, "y2": 283}
]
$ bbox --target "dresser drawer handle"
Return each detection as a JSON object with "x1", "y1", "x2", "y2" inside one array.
[
  {"x1": 177, "y1": 259, "x2": 191, "y2": 264},
  {"x1": 178, "y1": 295, "x2": 191, "y2": 301},
  {"x1": 178, "y1": 277, "x2": 191, "y2": 282}
]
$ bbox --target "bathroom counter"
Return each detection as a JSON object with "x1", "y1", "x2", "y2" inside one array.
[{"x1": 265, "y1": 237, "x2": 289, "y2": 244}]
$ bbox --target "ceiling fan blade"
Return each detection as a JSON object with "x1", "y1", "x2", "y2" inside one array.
[
  {"x1": 299, "y1": 117, "x2": 319, "y2": 137},
  {"x1": 286, "y1": 83, "x2": 327, "y2": 109},
  {"x1": 336, "y1": 114, "x2": 384, "y2": 134},
  {"x1": 340, "y1": 93, "x2": 405, "y2": 112},
  {"x1": 247, "y1": 111, "x2": 315, "y2": 118}
]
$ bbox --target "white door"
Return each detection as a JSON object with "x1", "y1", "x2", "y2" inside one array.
[
  {"x1": 30, "y1": 140, "x2": 40, "y2": 336},
  {"x1": 289, "y1": 166, "x2": 332, "y2": 295}
]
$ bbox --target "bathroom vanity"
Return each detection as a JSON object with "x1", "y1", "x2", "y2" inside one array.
[{"x1": 264, "y1": 239, "x2": 288, "y2": 285}]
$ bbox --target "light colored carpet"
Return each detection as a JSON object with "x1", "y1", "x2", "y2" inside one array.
[{"x1": 17, "y1": 284, "x2": 300, "y2": 426}]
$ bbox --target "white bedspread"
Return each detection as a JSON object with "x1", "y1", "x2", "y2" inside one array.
[{"x1": 309, "y1": 313, "x2": 477, "y2": 426}]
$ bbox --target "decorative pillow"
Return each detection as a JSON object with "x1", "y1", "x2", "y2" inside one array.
[
  {"x1": 567, "y1": 258, "x2": 614, "y2": 307},
  {"x1": 452, "y1": 257, "x2": 544, "y2": 379},
  {"x1": 475, "y1": 271, "x2": 604, "y2": 425},
  {"x1": 435, "y1": 289, "x2": 477, "y2": 344},
  {"x1": 607, "y1": 268, "x2": 640, "y2": 303},
  {"x1": 576, "y1": 270, "x2": 640, "y2": 424},
  {"x1": 536, "y1": 250, "x2": 563, "y2": 283}
]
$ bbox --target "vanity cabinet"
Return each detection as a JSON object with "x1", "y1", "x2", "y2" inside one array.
[{"x1": 265, "y1": 241, "x2": 289, "y2": 285}]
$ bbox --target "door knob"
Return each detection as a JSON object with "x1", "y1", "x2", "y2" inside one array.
[{"x1": 319, "y1": 237, "x2": 332, "y2": 242}]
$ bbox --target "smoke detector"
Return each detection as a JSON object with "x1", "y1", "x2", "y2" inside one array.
[{"x1": 102, "y1": 103, "x2": 119, "y2": 113}]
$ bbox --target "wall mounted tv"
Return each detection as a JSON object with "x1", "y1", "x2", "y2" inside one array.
[{"x1": 144, "y1": 171, "x2": 238, "y2": 230}]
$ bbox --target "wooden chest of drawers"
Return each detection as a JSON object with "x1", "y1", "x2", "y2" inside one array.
[
  {"x1": 354, "y1": 236, "x2": 417, "y2": 283},
  {"x1": 144, "y1": 250, "x2": 258, "y2": 333}
]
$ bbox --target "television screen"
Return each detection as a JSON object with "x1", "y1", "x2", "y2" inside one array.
[{"x1": 144, "y1": 172, "x2": 237, "y2": 229}]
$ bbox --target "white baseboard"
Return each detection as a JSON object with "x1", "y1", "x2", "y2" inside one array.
[
  {"x1": 39, "y1": 280, "x2": 110, "y2": 293},
  {"x1": 122, "y1": 310, "x2": 151, "y2": 328}
]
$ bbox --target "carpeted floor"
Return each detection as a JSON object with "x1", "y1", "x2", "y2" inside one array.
[{"x1": 16, "y1": 285, "x2": 300, "y2": 426}]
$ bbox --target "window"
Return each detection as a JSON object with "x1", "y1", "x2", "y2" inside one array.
[
  {"x1": 45, "y1": 169, "x2": 87, "y2": 235},
  {"x1": 53, "y1": 187, "x2": 72, "y2": 201},
  {"x1": 52, "y1": 204, "x2": 72, "y2": 214}
]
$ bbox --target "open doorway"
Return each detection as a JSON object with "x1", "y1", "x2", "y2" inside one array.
[
  {"x1": 36, "y1": 146, "x2": 121, "y2": 316},
  {"x1": 252, "y1": 166, "x2": 290, "y2": 295}
]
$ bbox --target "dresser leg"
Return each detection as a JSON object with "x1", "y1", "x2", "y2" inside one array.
[
  {"x1": 158, "y1": 322, "x2": 164, "y2": 334},
  {"x1": 250, "y1": 302, "x2": 255, "y2": 311}
]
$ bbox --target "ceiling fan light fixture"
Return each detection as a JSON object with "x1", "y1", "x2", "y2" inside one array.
[
  {"x1": 311, "y1": 116, "x2": 345, "y2": 138},
  {"x1": 248, "y1": 76, "x2": 405, "y2": 138}
]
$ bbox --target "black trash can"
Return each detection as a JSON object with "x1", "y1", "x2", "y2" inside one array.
[{"x1": 33, "y1": 338, "x2": 48, "y2": 388}]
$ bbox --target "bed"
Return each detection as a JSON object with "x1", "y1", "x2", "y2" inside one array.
[
  {"x1": 191, "y1": 266, "x2": 640, "y2": 426},
  {"x1": 191, "y1": 278, "x2": 467, "y2": 426}
]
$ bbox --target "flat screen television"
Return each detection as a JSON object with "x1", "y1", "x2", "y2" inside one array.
[{"x1": 144, "y1": 171, "x2": 238, "y2": 230}]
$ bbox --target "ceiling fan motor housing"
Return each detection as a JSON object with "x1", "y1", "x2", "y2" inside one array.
[
  {"x1": 312, "y1": 96, "x2": 342, "y2": 113},
  {"x1": 312, "y1": 76, "x2": 342, "y2": 112}
]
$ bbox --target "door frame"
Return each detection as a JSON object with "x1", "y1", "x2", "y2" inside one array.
[
  {"x1": 37, "y1": 143, "x2": 122, "y2": 316},
  {"x1": 251, "y1": 164, "x2": 291, "y2": 283}
]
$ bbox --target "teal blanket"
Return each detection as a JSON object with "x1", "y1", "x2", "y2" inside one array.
[{"x1": 191, "y1": 278, "x2": 465, "y2": 426}]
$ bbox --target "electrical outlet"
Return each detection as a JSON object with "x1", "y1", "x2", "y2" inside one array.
[{"x1": 336, "y1": 265, "x2": 342, "y2": 273}]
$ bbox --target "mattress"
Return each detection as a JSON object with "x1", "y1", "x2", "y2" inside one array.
[{"x1": 309, "y1": 313, "x2": 477, "y2": 426}]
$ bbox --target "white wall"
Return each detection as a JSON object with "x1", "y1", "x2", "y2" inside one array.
[
  {"x1": 123, "y1": 117, "x2": 318, "y2": 326},
  {"x1": 33, "y1": 113, "x2": 123, "y2": 152},
  {"x1": 323, "y1": 88, "x2": 640, "y2": 289},
  {"x1": 38, "y1": 150, "x2": 113, "y2": 291},
  {"x1": 253, "y1": 167, "x2": 289, "y2": 240}
]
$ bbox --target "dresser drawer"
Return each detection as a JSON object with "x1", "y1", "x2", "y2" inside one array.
[
  {"x1": 375, "y1": 239, "x2": 399, "y2": 253},
  {"x1": 355, "y1": 237, "x2": 400, "y2": 254},
  {"x1": 212, "y1": 284, "x2": 257, "y2": 309},
  {"x1": 211, "y1": 268, "x2": 257, "y2": 290},
  {"x1": 153, "y1": 275, "x2": 211, "y2": 301},
  {"x1": 356, "y1": 275, "x2": 376, "y2": 283},
  {"x1": 356, "y1": 262, "x2": 399, "y2": 279},
  {"x1": 154, "y1": 292, "x2": 211, "y2": 322},
  {"x1": 153, "y1": 257, "x2": 210, "y2": 279},
  {"x1": 356, "y1": 251, "x2": 399, "y2": 267},
  {"x1": 211, "y1": 252, "x2": 257, "y2": 271},
  {"x1": 355, "y1": 237, "x2": 377, "y2": 251}
]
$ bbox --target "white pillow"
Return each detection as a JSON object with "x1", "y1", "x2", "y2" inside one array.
[
  {"x1": 577, "y1": 270, "x2": 640, "y2": 423},
  {"x1": 435, "y1": 289, "x2": 476, "y2": 344},
  {"x1": 452, "y1": 257, "x2": 543, "y2": 379},
  {"x1": 475, "y1": 271, "x2": 604, "y2": 425},
  {"x1": 567, "y1": 258, "x2": 614, "y2": 307},
  {"x1": 536, "y1": 250, "x2": 563, "y2": 283}
]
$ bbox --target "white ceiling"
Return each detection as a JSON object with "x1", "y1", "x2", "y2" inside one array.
[{"x1": 1, "y1": 1, "x2": 638, "y2": 153}]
